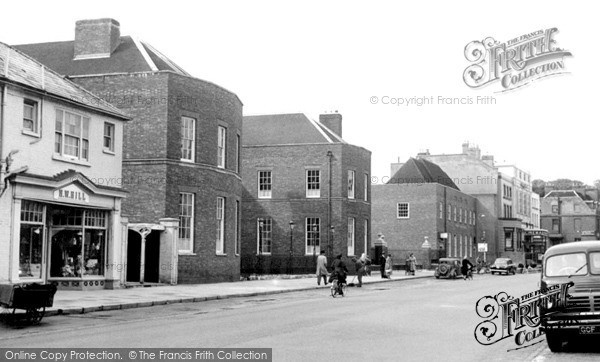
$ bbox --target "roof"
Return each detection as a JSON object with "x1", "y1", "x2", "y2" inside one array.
[
  {"x1": 0, "y1": 42, "x2": 128, "y2": 119},
  {"x1": 387, "y1": 158, "x2": 460, "y2": 190},
  {"x1": 242, "y1": 113, "x2": 346, "y2": 146},
  {"x1": 545, "y1": 240, "x2": 600, "y2": 256},
  {"x1": 13, "y1": 36, "x2": 189, "y2": 77},
  {"x1": 544, "y1": 190, "x2": 590, "y2": 200}
]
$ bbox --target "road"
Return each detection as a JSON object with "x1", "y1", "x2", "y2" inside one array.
[{"x1": 1, "y1": 273, "x2": 599, "y2": 361}]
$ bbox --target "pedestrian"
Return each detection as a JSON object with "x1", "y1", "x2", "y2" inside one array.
[
  {"x1": 330, "y1": 253, "x2": 348, "y2": 288},
  {"x1": 385, "y1": 254, "x2": 393, "y2": 278},
  {"x1": 461, "y1": 256, "x2": 474, "y2": 280},
  {"x1": 360, "y1": 253, "x2": 370, "y2": 277},
  {"x1": 408, "y1": 253, "x2": 417, "y2": 276},
  {"x1": 354, "y1": 255, "x2": 366, "y2": 287},
  {"x1": 380, "y1": 253, "x2": 386, "y2": 279},
  {"x1": 316, "y1": 250, "x2": 328, "y2": 286}
]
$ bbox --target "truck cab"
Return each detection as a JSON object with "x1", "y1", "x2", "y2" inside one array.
[{"x1": 540, "y1": 240, "x2": 600, "y2": 352}]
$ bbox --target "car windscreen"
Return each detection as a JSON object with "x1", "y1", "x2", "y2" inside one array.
[
  {"x1": 494, "y1": 259, "x2": 508, "y2": 265},
  {"x1": 545, "y1": 252, "x2": 587, "y2": 277},
  {"x1": 590, "y1": 252, "x2": 600, "y2": 275}
]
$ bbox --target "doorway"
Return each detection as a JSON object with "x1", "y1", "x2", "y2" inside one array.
[{"x1": 126, "y1": 230, "x2": 141, "y2": 282}]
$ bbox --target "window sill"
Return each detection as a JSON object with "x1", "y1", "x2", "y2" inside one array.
[
  {"x1": 103, "y1": 149, "x2": 116, "y2": 155},
  {"x1": 256, "y1": 253, "x2": 271, "y2": 256},
  {"x1": 178, "y1": 251, "x2": 197, "y2": 256},
  {"x1": 216, "y1": 253, "x2": 228, "y2": 257},
  {"x1": 52, "y1": 154, "x2": 91, "y2": 167},
  {"x1": 258, "y1": 196, "x2": 272, "y2": 199},
  {"x1": 22, "y1": 129, "x2": 41, "y2": 138},
  {"x1": 180, "y1": 158, "x2": 195, "y2": 163},
  {"x1": 306, "y1": 195, "x2": 321, "y2": 199}
]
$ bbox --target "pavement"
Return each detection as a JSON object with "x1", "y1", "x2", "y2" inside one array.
[{"x1": 43, "y1": 270, "x2": 434, "y2": 317}]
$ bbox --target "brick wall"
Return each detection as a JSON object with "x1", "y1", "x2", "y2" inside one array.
[
  {"x1": 241, "y1": 142, "x2": 371, "y2": 274},
  {"x1": 73, "y1": 72, "x2": 243, "y2": 283}
]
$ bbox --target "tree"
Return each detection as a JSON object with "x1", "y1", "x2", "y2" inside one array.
[{"x1": 532, "y1": 179, "x2": 546, "y2": 197}]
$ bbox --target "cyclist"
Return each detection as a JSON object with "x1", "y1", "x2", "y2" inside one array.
[
  {"x1": 461, "y1": 256, "x2": 474, "y2": 280},
  {"x1": 330, "y1": 254, "x2": 348, "y2": 294}
]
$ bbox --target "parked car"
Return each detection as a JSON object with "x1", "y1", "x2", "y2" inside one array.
[
  {"x1": 540, "y1": 240, "x2": 600, "y2": 352},
  {"x1": 490, "y1": 258, "x2": 516, "y2": 275},
  {"x1": 434, "y1": 258, "x2": 461, "y2": 279}
]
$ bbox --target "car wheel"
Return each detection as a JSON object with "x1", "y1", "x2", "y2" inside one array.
[
  {"x1": 545, "y1": 331, "x2": 564, "y2": 352},
  {"x1": 491, "y1": 271, "x2": 495, "y2": 275}
]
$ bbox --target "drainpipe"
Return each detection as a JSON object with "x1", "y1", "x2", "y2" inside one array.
[
  {"x1": 0, "y1": 83, "x2": 6, "y2": 181},
  {"x1": 327, "y1": 150, "x2": 333, "y2": 259}
]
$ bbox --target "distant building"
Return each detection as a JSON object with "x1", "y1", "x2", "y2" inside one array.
[
  {"x1": 241, "y1": 113, "x2": 371, "y2": 274},
  {"x1": 372, "y1": 158, "x2": 478, "y2": 268},
  {"x1": 417, "y1": 143, "x2": 539, "y2": 265},
  {"x1": 541, "y1": 190, "x2": 600, "y2": 245},
  {"x1": 0, "y1": 42, "x2": 129, "y2": 289},
  {"x1": 16, "y1": 19, "x2": 243, "y2": 284}
]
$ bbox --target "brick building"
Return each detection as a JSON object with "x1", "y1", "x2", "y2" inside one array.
[
  {"x1": 241, "y1": 113, "x2": 371, "y2": 274},
  {"x1": 541, "y1": 190, "x2": 600, "y2": 245},
  {"x1": 372, "y1": 158, "x2": 478, "y2": 268},
  {"x1": 0, "y1": 42, "x2": 129, "y2": 289},
  {"x1": 411, "y1": 143, "x2": 537, "y2": 265},
  {"x1": 16, "y1": 19, "x2": 243, "y2": 284}
]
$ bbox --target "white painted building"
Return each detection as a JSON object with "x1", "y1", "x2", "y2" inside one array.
[{"x1": 0, "y1": 43, "x2": 130, "y2": 289}]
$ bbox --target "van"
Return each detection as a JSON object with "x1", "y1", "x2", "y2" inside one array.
[{"x1": 540, "y1": 240, "x2": 600, "y2": 352}]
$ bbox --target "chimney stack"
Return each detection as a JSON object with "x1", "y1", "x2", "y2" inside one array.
[
  {"x1": 482, "y1": 155, "x2": 494, "y2": 167},
  {"x1": 319, "y1": 112, "x2": 342, "y2": 137},
  {"x1": 74, "y1": 19, "x2": 121, "y2": 60}
]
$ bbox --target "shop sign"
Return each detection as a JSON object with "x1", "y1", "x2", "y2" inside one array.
[{"x1": 53, "y1": 184, "x2": 89, "y2": 203}]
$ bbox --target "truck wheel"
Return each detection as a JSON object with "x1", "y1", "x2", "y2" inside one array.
[{"x1": 546, "y1": 331, "x2": 563, "y2": 352}]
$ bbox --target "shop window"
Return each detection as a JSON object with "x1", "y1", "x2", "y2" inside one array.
[
  {"x1": 49, "y1": 206, "x2": 107, "y2": 278},
  {"x1": 20, "y1": 201, "x2": 44, "y2": 279}
]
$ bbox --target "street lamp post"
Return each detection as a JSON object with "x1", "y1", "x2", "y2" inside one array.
[
  {"x1": 421, "y1": 236, "x2": 432, "y2": 269},
  {"x1": 289, "y1": 221, "x2": 295, "y2": 274},
  {"x1": 329, "y1": 226, "x2": 335, "y2": 259}
]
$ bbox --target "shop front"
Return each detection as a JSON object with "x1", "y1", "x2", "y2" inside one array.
[{"x1": 1, "y1": 171, "x2": 127, "y2": 290}]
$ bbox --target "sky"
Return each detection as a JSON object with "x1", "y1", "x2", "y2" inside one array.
[{"x1": 1, "y1": 0, "x2": 597, "y2": 185}]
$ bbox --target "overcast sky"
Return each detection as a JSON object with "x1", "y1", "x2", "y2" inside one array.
[{"x1": 1, "y1": 0, "x2": 597, "y2": 184}]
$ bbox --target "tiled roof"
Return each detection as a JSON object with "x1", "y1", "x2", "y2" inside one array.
[
  {"x1": 0, "y1": 42, "x2": 128, "y2": 119},
  {"x1": 544, "y1": 190, "x2": 588, "y2": 200},
  {"x1": 387, "y1": 158, "x2": 460, "y2": 190},
  {"x1": 13, "y1": 36, "x2": 189, "y2": 77},
  {"x1": 242, "y1": 113, "x2": 346, "y2": 146}
]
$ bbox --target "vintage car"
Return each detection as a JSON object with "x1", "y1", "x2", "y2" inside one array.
[
  {"x1": 434, "y1": 258, "x2": 461, "y2": 279},
  {"x1": 540, "y1": 240, "x2": 600, "y2": 352},
  {"x1": 490, "y1": 258, "x2": 516, "y2": 275}
]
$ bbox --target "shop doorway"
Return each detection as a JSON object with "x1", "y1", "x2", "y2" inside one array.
[{"x1": 126, "y1": 229, "x2": 160, "y2": 283}]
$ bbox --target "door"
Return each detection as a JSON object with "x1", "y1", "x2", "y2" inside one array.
[
  {"x1": 144, "y1": 231, "x2": 160, "y2": 283},
  {"x1": 126, "y1": 230, "x2": 141, "y2": 282}
]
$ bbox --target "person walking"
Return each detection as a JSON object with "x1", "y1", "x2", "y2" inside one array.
[
  {"x1": 354, "y1": 255, "x2": 366, "y2": 287},
  {"x1": 316, "y1": 250, "x2": 328, "y2": 286},
  {"x1": 408, "y1": 253, "x2": 417, "y2": 276},
  {"x1": 462, "y1": 256, "x2": 474, "y2": 280},
  {"x1": 385, "y1": 254, "x2": 393, "y2": 278},
  {"x1": 380, "y1": 253, "x2": 387, "y2": 279}
]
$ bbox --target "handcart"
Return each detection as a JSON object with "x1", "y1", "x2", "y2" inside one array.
[{"x1": 0, "y1": 283, "x2": 57, "y2": 325}]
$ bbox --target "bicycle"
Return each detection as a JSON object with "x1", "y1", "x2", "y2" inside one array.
[{"x1": 330, "y1": 278, "x2": 347, "y2": 298}]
